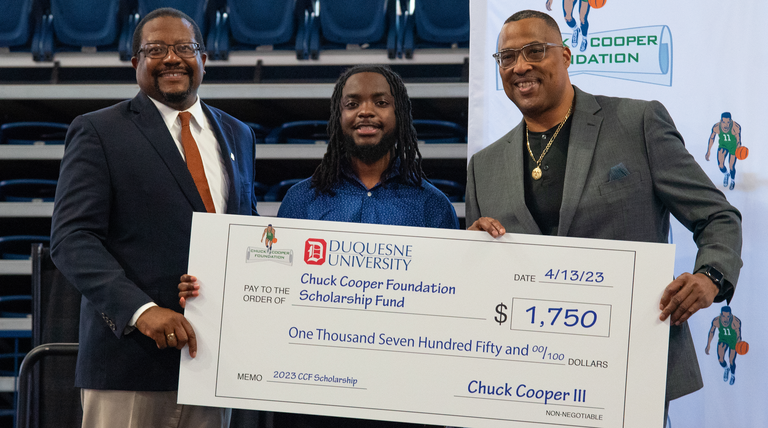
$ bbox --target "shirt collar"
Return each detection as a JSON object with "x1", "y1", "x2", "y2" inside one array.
[
  {"x1": 147, "y1": 95, "x2": 206, "y2": 130},
  {"x1": 340, "y1": 156, "x2": 402, "y2": 188}
]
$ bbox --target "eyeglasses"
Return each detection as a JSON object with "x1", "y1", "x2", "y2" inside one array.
[
  {"x1": 138, "y1": 43, "x2": 201, "y2": 59},
  {"x1": 492, "y1": 42, "x2": 564, "y2": 69}
]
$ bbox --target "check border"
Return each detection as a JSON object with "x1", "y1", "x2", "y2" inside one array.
[{"x1": 207, "y1": 222, "x2": 643, "y2": 428}]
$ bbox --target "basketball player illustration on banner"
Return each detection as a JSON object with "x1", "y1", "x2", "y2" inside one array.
[
  {"x1": 261, "y1": 224, "x2": 277, "y2": 254},
  {"x1": 705, "y1": 306, "x2": 746, "y2": 385},
  {"x1": 546, "y1": 0, "x2": 605, "y2": 53},
  {"x1": 706, "y1": 112, "x2": 747, "y2": 191}
]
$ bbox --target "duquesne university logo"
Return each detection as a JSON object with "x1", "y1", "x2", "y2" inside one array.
[{"x1": 304, "y1": 239, "x2": 327, "y2": 265}]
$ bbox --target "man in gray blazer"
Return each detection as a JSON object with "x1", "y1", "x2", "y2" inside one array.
[{"x1": 466, "y1": 9, "x2": 742, "y2": 420}]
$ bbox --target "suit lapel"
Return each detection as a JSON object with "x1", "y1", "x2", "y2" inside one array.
[
  {"x1": 202, "y1": 102, "x2": 240, "y2": 214},
  {"x1": 505, "y1": 123, "x2": 542, "y2": 234},
  {"x1": 128, "y1": 93, "x2": 206, "y2": 212},
  {"x1": 558, "y1": 87, "x2": 603, "y2": 236}
]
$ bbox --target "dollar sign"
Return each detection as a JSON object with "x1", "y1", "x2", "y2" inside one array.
[{"x1": 494, "y1": 302, "x2": 508, "y2": 325}]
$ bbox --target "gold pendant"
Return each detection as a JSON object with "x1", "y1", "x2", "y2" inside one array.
[{"x1": 532, "y1": 167, "x2": 542, "y2": 180}]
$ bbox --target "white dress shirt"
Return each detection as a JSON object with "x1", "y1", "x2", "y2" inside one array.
[
  {"x1": 149, "y1": 96, "x2": 230, "y2": 213},
  {"x1": 128, "y1": 95, "x2": 230, "y2": 330}
]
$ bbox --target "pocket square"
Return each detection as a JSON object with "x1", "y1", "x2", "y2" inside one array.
[{"x1": 609, "y1": 163, "x2": 630, "y2": 181}]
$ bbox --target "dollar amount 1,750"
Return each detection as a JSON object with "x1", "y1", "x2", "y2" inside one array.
[{"x1": 506, "y1": 298, "x2": 612, "y2": 337}]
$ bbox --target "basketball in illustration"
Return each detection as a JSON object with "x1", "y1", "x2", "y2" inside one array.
[
  {"x1": 735, "y1": 146, "x2": 749, "y2": 160},
  {"x1": 588, "y1": 0, "x2": 607, "y2": 8},
  {"x1": 735, "y1": 341, "x2": 749, "y2": 355},
  {"x1": 272, "y1": 238, "x2": 278, "y2": 243}
]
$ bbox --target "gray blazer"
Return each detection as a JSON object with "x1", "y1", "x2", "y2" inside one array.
[{"x1": 466, "y1": 86, "x2": 742, "y2": 401}]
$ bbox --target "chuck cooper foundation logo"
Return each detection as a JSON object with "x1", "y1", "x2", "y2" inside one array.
[
  {"x1": 495, "y1": 25, "x2": 673, "y2": 87},
  {"x1": 245, "y1": 225, "x2": 293, "y2": 265},
  {"x1": 304, "y1": 238, "x2": 413, "y2": 271},
  {"x1": 246, "y1": 247, "x2": 294, "y2": 265}
]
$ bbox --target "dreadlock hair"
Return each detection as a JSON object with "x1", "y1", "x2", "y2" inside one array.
[{"x1": 311, "y1": 64, "x2": 425, "y2": 195}]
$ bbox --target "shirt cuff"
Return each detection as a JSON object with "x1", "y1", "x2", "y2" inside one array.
[
  {"x1": 123, "y1": 302, "x2": 158, "y2": 335},
  {"x1": 715, "y1": 279, "x2": 735, "y2": 304}
]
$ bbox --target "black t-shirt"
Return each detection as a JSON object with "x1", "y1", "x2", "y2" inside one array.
[{"x1": 522, "y1": 115, "x2": 573, "y2": 236}]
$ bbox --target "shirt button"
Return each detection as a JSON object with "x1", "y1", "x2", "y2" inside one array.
[
  {"x1": 542, "y1": 135, "x2": 547, "y2": 139},
  {"x1": 543, "y1": 165, "x2": 549, "y2": 171},
  {"x1": 367, "y1": 192, "x2": 372, "y2": 197}
]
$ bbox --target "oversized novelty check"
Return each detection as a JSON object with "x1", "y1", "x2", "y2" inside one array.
[{"x1": 179, "y1": 213, "x2": 673, "y2": 428}]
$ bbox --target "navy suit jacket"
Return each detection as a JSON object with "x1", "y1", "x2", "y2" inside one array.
[{"x1": 51, "y1": 92, "x2": 257, "y2": 390}]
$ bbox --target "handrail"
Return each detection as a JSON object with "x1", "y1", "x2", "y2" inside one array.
[{"x1": 16, "y1": 343, "x2": 79, "y2": 428}]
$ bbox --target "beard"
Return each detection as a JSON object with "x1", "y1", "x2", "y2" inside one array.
[
  {"x1": 343, "y1": 129, "x2": 397, "y2": 164},
  {"x1": 153, "y1": 69, "x2": 194, "y2": 105}
]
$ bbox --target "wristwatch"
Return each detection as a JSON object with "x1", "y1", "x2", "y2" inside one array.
[
  {"x1": 699, "y1": 265, "x2": 733, "y2": 302},
  {"x1": 701, "y1": 265, "x2": 724, "y2": 288}
]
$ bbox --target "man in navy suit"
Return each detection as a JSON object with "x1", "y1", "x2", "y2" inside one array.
[{"x1": 51, "y1": 8, "x2": 256, "y2": 428}]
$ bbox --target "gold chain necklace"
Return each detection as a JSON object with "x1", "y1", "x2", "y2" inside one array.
[{"x1": 525, "y1": 106, "x2": 572, "y2": 180}]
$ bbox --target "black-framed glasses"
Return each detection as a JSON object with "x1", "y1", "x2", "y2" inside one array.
[
  {"x1": 138, "y1": 43, "x2": 201, "y2": 59},
  {"x1": 492, "y1": 42, "x2": 564, "y2": 69}
]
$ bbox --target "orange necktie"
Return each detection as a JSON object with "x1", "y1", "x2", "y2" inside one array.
[{"x1": 178, "y1": 112, "x2": 216, "y2": 213}]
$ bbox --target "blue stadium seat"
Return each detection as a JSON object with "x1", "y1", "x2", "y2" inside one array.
[
  {"x1": 228, "y1": 0, "x2": 300, "y2": 45},
  {"x1": 50, "y1": 0, "x2": 122, "y2": 48},
  {"x1": 0, "y1": 0, "x2": 34, "y2": 48},
  {"x1": 264, "y1": 179, "x2": 305, "y2": 202},
  {"x1": 0, "y1": 235, "x2": 50, "y2": 260},
  {"x1": 309, "y1": 0, "x2": 398, "y2": 59},
  {"x1": 0, "y1": 122, "x2": 68, "y2": 145},
  {"x1": 0, "y1": 179, "x2": 58, "y2": 202},
  {"x1": 211, "y1": 0, "x2": 313, "y2": 60},
  {"x1": 266, "y1": 120, "x2": 329, "y2": 144},
  {"x1": 0, "y1": 295, "x2": 32, "y2": 319},
  {"x1": 137, "y1": 0, "x2": 209, "y2": 34},
  {"x1": 119, "y1": 1, "x2": 212, "y2": 60},
  {"x1": 413, "y1": 119, "x2": 467, "y2": 144},
  {"x1": 401, "y1": 0, "x2": 469, "y2": 58},
  {"x1": 244, "y1": 122, "x2": 271, "y2": 144},
  {"x1": 429, "y1": 179, "x2": 464, "y2": 202}
]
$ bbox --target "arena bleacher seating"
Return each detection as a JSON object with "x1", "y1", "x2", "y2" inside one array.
[
  {"x1": 8, "y1": 0, "x2": 472, "y2": 62},
  {"x1": 49, "y1": 0, "x2": 122, "y2": 52},
  {"x1": 0, "y1": 180, "x2": 57, "y2": 202},
  {"x1": 0, "y1": 122, "x2": 68, "y2": 145},
  {"x1": 400, "y1": 0, "x2": 469, "y2": 58},
  {"x1": 0, "y1": 0, "x2": 35, "y2": 50},
  {"x1": 266, "y1": 120, "x2": 329, "y2": 144},
  {"x1": 413, "y1": 119, "x2": 467, "y2": 144},
  {"x1": 212, "y1": 0, "x2": 313, "y2": 60},
  {"x1": 309, "y1": 0, "x2": 398, "y2": 59}
]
